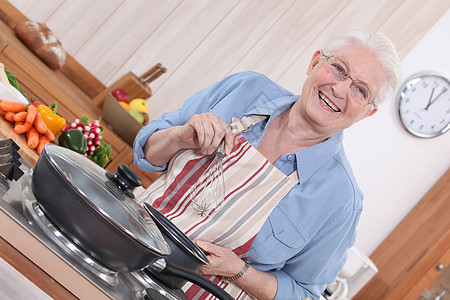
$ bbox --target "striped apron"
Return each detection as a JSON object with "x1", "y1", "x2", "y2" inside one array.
[{"x1": 137, "y1": 116, "x2": 299, "y2": 299}]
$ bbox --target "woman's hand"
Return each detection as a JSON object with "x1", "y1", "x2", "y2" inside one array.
[
  {"x1": 195, "y1": 240, "x2": 246, "y2": 278},
  {"x1": 195, "y1": 240, "x2": 278, "y2": 300},
  {"x1": 178, "y1": 113, "x2": 235, "y2": 156},
  {"x1": 144, "y1": 113, "x2": 235, "y2": 166}
]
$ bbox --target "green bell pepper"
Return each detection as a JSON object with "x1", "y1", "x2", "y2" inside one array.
[{"x1": 58, "y1": 129, "x2": 87, "y2": 154}]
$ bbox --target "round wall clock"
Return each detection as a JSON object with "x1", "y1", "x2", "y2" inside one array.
[{"x1": 397, "y1": 71, "x2": 450, "y2": 138}]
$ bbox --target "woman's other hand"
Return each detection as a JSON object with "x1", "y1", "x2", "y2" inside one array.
[
  {"x1": 195, "y1": 240, "x2": 278, "y2": 300},
  {"x1": 195, "y1": 240, "x2": 245, "y2": 278}
]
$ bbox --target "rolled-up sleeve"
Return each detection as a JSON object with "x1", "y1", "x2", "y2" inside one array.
[
  {"x1": 133, "y1": 73, "x2": 234, "y2": 172},
  {"x1": 133, "y1": 115, "x2": 180, "y2": 172}
]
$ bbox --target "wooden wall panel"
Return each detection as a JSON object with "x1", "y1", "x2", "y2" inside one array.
[
  {"x1": 146, "y1": 0, "x2": 295, "y2": 120},
  {"x1": 109, "y1": 0, "x2": 239, "y2": 91},
  {"x1": 7, "y1": 0, "x2": 449, "y2": 121},
  {"x1": 6, "y1": 0, "x2": 62, "y2": 22},
  {"x1": 377, "y1": 0, "x2": 450, "y2": 59},
  {"x1": 231, "y1": 0, "x2": 351, "y2": 85},
  {"x1": 278, "y1": 0, "x2": 406, "y2": 92},
  {"x1": 44, "y1": 0, "x2": 123, "y2": 55},
  {"x1": 75, "y1": 0, "x2": 181, "y2": 82}
]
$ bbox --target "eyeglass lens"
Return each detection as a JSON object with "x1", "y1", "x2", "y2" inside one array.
[{"x1": 326, "y1": 56, "x2": 372, "y2": 104}]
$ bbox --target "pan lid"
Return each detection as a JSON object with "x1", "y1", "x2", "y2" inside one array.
[{"x1": 42, "y1": 144, "x2": 171, "y2": 256}]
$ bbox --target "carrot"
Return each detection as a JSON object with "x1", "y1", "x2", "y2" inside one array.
[
  {"x1": 0, "y1": 101, "x2": 27, "y2": 113},
  {"x1": 34, "y1": 112, "x2": 48, "y2": 134},
  {"x1": 43, "y1": 128, "x2": 55, "y2": 141},
  {"x1": 4, "y1": 111, "x2": 15, "y2": 122},
  {"x1": 0, "y1": 108, "x2": 5, "y2": 116},
  {"x1": 37, "y1": 135, "x2": 50, "y2": 155},
  {"x1": 26, "y1": 104, "x2": 37, "y2": 124},
  {"x1": 26, "y1": 127, "x2": 39, "y2": 149},
  {"x1": 13, "y1": 111, "x2": 27, "y2": 122},
  {"x1": 14, "y1": 121, "x2": 33, "y2": 134}
]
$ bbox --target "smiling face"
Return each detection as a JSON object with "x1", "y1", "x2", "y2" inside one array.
[{"x1": 294, "y1": 45, "x2": 383, "y2": 136}]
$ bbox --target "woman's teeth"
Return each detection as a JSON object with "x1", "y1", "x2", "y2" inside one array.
[{"x1": 319, "y1": 92, "x2": 340, "y2": 112}]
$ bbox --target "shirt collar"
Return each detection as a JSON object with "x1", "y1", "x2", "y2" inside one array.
[
  {"x1": 244, "y1": 94, "x2": 344, "y2": 184},
  {"x1": 295, "y1": 131, "x2": 343, "y2": 184},
  {"x1": 244, "y1": 95, "x2": 299, "y2": 118}
]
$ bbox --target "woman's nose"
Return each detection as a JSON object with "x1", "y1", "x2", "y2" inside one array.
[{"x1": 332, "y1": 77, "x2": 353, "y2": 99}]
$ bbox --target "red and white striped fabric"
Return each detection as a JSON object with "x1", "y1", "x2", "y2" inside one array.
[{"x1": 137, "y1": 116, "x2": 298, "y2": 299}]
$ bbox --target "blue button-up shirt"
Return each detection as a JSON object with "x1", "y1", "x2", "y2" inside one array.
[{"x1": 134, "y1": 72, "x2": 363, "y2": 300}]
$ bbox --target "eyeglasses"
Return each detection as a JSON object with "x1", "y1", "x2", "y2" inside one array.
[{"x1": 322, "y1": 54, "x2": 376, "y2": 106}]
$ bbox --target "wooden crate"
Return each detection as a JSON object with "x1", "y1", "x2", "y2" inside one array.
[{"x1": 92, "y1": 63, "x2": 166, "y2": 109}]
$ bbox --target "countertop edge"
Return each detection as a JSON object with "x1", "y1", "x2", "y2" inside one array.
[{"x1": 0, "y1": 208, "x2": 109, "y2": 299}]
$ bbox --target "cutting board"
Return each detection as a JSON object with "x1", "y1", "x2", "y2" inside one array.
[{"x1": 0, "y1": 117, "x2": 39, "y2": 165}]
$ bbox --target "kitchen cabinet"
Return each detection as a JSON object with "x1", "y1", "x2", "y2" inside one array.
[
  {"x1": 0, "y1": 2, "x2": 159, "y2": 187},
  {"x1": 409, "y1": 243, "x2": 449, "y2": 299},
  {"x1": 0, "y1": 255, "x2": 51, "y2": 300},
  {"x1": 0, "y1": 236, "x2": 77, "y2": 299},
  {"x1": 354, "y1": 169, "x2": 450, "y2": 300}
]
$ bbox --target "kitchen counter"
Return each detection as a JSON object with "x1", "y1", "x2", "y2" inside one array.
[
  {"x1": 0, "y1": 149, "x2": 166, "y2": 299},
  {"x1": 0, "y1": 155, "x2": 109, "y2": 299}
]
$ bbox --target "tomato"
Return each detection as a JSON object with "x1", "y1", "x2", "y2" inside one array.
[{"x1": 29, "y1": 101, "x2": 41, "y2": 108}]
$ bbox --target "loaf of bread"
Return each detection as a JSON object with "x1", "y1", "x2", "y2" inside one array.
[{"x1": 15, "y1": 21, "x2": 66, "y2": 70}]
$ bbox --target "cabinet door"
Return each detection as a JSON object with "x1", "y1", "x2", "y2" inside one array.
[
  {"x1": 388, "y1": 231, "x2": 450, "y2": 300},
  {"x1": 412, "y1": 248, "x2": 450, "y2": 300},
  {"x1": 0, "y1": 256, "x2": 52, "y2": 299}
]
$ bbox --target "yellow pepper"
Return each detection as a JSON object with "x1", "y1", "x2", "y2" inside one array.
[{"x1": 36, "y1": 101, "x2": 66, "y2": 135}]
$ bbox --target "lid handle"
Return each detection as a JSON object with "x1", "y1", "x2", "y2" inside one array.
[{"x1": 105, "y1": 164, "x2": 142, "y2": 198}]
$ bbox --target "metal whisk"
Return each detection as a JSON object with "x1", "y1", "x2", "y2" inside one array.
[{"x1": 189, "y1": 142, "x2": 225, "y2": 217}]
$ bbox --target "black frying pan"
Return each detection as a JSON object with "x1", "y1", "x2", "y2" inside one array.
[{"x1": 31, "y1": 144, "x2": 232, "y2": 300}]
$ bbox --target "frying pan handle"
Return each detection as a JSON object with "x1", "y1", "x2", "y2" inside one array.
[{"x1": 160, "y1": 260, "x2": 234, "y2": 300}]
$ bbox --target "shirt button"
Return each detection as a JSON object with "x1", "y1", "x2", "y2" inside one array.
[{"x1": 287, "y1": 155, "x2": 294, "y2": 161}]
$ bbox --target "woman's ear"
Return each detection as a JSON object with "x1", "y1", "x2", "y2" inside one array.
[
  {"x1": 367, "y1": 106, "x2": 378, "y2": 117},
  {"x1": 357, "y1": 105, "x2": 378, "y2": 122},
  {"x1": 306, "y1": 50, "x2": 323, "y2": 75}
]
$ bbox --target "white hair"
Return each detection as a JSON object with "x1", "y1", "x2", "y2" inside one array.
[{"x1": 324, "y1": 30, "x2": 402, "y2": 106}]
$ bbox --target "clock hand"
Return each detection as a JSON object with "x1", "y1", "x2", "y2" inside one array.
[
  {"x1": 424, "y1": 87, "x2": 435, "y2": 110},
  {"x1": 425, "y1": 87, "x2": 448, "y2": 110}
]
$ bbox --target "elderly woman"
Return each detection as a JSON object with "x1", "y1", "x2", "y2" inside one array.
[{"x1": 134, "y1": 30, "x2": 401, "y2": 300}]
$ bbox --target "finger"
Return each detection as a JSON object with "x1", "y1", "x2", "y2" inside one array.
[
  {"x1": 187, "y1": 114, "x2": 208, "y2": 151},
  {"x1": 198, "y1": 265, "x2": 214, "y2": 275},
  {"x1": 199, "y1": 114, "x2": 228, "y2": 155},
  {"x1": 206, "y1": 121, "x2": 227, "y2": 155},
  {"x1": 187, "y1": 113, "x2": 231, "y2": 155},
  {"x1": 223, "y1": 126, "x2": 235, "y2": 155},
  {"x1": 195, "y1": 240, "x2": 228, "y2": 256}
]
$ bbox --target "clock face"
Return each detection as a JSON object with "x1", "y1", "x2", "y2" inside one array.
[{"x1": 398, "y1": 72, "x2": 450, "y2": 138}]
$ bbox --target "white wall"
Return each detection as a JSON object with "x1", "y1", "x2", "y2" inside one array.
[{"x1": 344, "y1": 10, "x2": 450, "y2": 254}]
